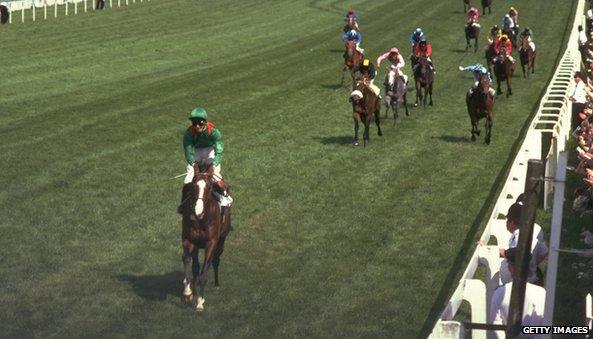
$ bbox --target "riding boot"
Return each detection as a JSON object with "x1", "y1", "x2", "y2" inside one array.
[{"x1": 214, "y1": 180, "x2": 233, "y2": 205}]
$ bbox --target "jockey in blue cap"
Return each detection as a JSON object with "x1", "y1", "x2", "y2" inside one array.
[
  {"x1": 409, "y1": 28, "x2": 426, "y2": 50},
  {"x1": 341, "y1": 29, "x2": 363, "y2": 54},
  {"x1": 458, "y1": 63, "x2": 496, "y2": 96}
]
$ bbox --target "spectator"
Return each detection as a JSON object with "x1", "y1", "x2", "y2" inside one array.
[
  {"x1": 489, "y1": 248, "x2": 546, "y2": 339},
  {"x1": 0, "y1": 1, "x2": 8, "y2": 24},
  {"x1": 498, "y1": 202, "x2": 549, "y2": 285},
  {"x1": 570, "y1": 72, "x2": 588, "y2": 127},
  {"x1": 96, "y1": 0, "x2": 105, "y2": 10}
]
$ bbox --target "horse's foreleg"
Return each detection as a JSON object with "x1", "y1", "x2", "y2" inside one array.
[
  {"x1": 340, "y1": 66, "x2": 347, "y2": 87},
  {"x1": 497, "y1": 79, "x2": 503, "y2": 95},
  {"x1": 507, "y1": 78, "x2": 513, "y2": 97},
  {"x1": 353, "y1": 114, "x2": 360, "y2": 146},
  {"x1": 429, "y1": 84, "x2": 434, "y2": 106},
  {"x1": 485, "y1": 115, "x2": 493, "y2": 144},
  {"x1": 212, "y1": 237, "x2": 226, "y2": 287},
  {"x1": 474, "y1": 38, "x2": 478, "y2": 53},
  {"x1": 403, "y1": 93, "x2": 410, "y2": 116},
  {"x1": 415, "y1": 86, "x2": 421, "y2": 107},
  {"x1": 182, "y1": 240, "x2": 195, "y2": 301},
  {"x1": 466, "y1": 37, "x2": 470, "y2": 51},
  {"x1": 195, "y1": 241, "x2": 217, "y2": 312},
  {"x1": 375, "y1": 106, "x2": 383, "y2": 136}
]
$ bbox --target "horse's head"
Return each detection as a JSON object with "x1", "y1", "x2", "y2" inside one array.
[
  {"x1": 191, "y1": 162, "x2": 215, "y2": 220},
  {"x1": 477, "y1": 73, "x2": 490, "y2": 95},
  {"x1": 345, "y1": 40, "x2": 356, "y2": 57}
]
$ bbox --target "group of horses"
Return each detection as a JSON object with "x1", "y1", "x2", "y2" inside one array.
[
  {"x1": 465, "y1": 1, "x2": 536, "y2": 145},
  {"x1": 342, "y1": 42, "x2": 434, "y2": 147}
]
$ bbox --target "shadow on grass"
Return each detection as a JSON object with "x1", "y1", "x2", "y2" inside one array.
[
  {"x1": 433, "y1": 134, "x2": 470, "y2": 143},
  {"x1": 314, "y1": 135, "x2": 353, "y2": 145},
  {"x1": 450, "y1": 48, "x2": 467, "y2": 54},
  {"x1": 118, "y1": 271, "x2": 180, "y2": 301},
  {"x1": 320, "y1": 83, "x2": 344, "y2": 90}
]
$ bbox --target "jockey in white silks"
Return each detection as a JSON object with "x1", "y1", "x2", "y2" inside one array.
[{"x1": 376, "y1": 47, "x2": 407, "y2": 87}]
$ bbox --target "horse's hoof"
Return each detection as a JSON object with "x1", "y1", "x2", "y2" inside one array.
[
  {"x1": 353, "y1": 140, "x2": 359, "y2": 146},
  {"x1": 476, "y1": 130, "x2": 481, "y2": 136},
  {"x1": 429, "y1": 102, "x2": 433, "y2": 106},
  {"x1": 485, "y1": 138, "x2": 491, "y2": 145},
  {"x1": 405, "y1": 110, "x2": 410, "y2": 116},
  {"x1": 195, "y1": 297, "x2": 205, "y2": 313},
  {"x1": 413, "y1": 103, "x2": 418, "y2": 107},
  {"x1": 378, "y1": 130, "x2": 383, "y2": 136},
  {"x1": 471, "y1": 135, "x2": 476, "y2": 142},
  {"x1": 182, "y1": 294, "x2": 193, "y2": 302}
]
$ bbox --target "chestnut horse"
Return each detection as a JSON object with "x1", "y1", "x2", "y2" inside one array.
[
  {"x1": 519, "y1": 36, "x2": 536, "y2": 78},
  {"x1": 413, "y1": 57, "x2": 434, "y2": 107},
  {"x1": 351, "y1": 78, "x2": 382, "y2": 146},
  {"x1": 481, "y1": 0, "x2": 492, "y2": 15},
  {"x1": 340, "y1": 40, "x2": 364, "y2": 87},
  {"x1": 463, "y1": 0, "x2": 473, "y2": 12},
  {"x1": 467, "y1": 74, "x2": 495, "y2": 144},
  {"x1": 179, "y1": 163, "x2": 231, "y2": 313},
  {"x1": 493, "y1": 46, "x2": 514, "y2": 96},
  {"x1": 465, "y1": 23, "x2": 480, "y2": 53}
]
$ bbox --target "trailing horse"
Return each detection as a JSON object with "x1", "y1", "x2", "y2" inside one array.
[
  {"x1": 384, "y1": 74, "x2": 409, "y2": 122},
  {"x1": 413, "y1": 57, "x2": 434, "y2": 107},
  {"x1": 179, "y1": 163, "x2": 231, "y2": 313},
  {"x1": 519, "y1": 36, "x2": 536, "y2": 78},
  {"x1": 351, "y1": 78, "x2": 382, "y2": 146},
  {"x1": 481, "y1": 0, "x2": 492, "y2": 15},
  {"x1": 465, "y1": 23, "x2": 480, "y2": 53},
  {"x1": 341, "y1": 40, "x2": 364, "y2": 88},
  {"x1": 466, "y1": 74, "x2": 495, "y2": 144},
  {"x1": 493, "y1": 47, "x2": 514, "y2": 97}
]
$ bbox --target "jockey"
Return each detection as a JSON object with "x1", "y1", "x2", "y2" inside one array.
[
  {"x1": 502, "y1": 13, "x2": 515, "y2": 35},
  {"x1": 342, "y1": 29, "x2": 364, "y2": 54},
  {"x1": 343, "y1": 9, "x2": 359, "y2": 32},
  {"x1": 519, "y1": 27, "x2": 536, "y2": 52},
  {"x1": 376, "y1": 47, "x2": 407, "y2": 86},
  {"x1": 467, "y1": 7, "x2": 480, "y2": 27},
  {"x1": 458, "y1": 63, "x2": 496, "y2": 96},
  {"x1": 508, "y1": 7, "x2": 519, "y2": 34},
  {"x1": 409, "y1": 27, "x2": 426, "y2": 49},
  {"x1": 181, "y1": 107, "x2": 232, "y2": 212},
  {"x1": 488, "y1": 25, "x2": 502, "y2": 45},
  {"x1": 355, "y1": 58, "x2": 381, "y2": 96},
  {"x1": 413, "y1": 37, "x2": 436, "y2": 73},
  {"x1": 493, "y1": 34, "x2": 515, "y2": 63}
]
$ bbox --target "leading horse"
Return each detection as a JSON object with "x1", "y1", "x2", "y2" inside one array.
[
  {"x1": 413, "y1": 57, "x2": 434, "y2": 107},
  {"x1": 179, "y1": 163, "x2": 231, "y2": 313},
  {"x1": 493, "y1": 46, "x2": 514, "y2": 97},
  {"x1": 341, "y1": 40, "x2": 364, "y2": 88},
  {"x1": 467, "y1": 74, "x2": 495, "y2": 144},
  {"x1": 351, "y1": 78, "x2": 382, "y2": 146}
]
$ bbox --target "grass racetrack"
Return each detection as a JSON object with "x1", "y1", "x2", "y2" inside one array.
[{"x1": 0, "y1": 0, "x2": 575, "y2": 337}]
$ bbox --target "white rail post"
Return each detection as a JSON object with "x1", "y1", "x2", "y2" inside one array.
[
  {"x1": 125, "y1": 0, "x2": 128, "y2": 6},
  {"x1": 74, "y1": 0, "x2": 77, "y2": 14},
  {"x1": 21, "y1": 6, "x2": 24, "y2": 22},
  {"x1": 44, "y1": 0, "x2": 47, "y2": 19},
  {"x1": 54, "y1": 0, "x2": 57, "y2": 17},
  {"x1": 65, "y1": 0, "x2": 68, "y2": 15},
  {"x1": 109, "y1": 0, "x2": 112, "y2": 8},
  {"x1": 32, "y1": 3, "x2": 35, "y2": 21},
  {"x1": 117, "y1": 0, "x2": 120, "y2": 7},
  {"x1": 84, "y1": 0, "x2": 87, "y2": 12},
  {"x1": 587, "y1": 294, "x2": 592, "y2": 332}
]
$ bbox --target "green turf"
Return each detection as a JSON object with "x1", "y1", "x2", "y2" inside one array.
[{"x1": 0, "y1": 0, "x2": 575, "y2": 337}]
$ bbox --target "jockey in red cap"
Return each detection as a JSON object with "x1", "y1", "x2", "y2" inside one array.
[
  {"x1": 376, "y1": 47, "x2": 407, "y2": 86},
  {"x1": 493, "y1": 35, "x2": 515, "y2": 64}
]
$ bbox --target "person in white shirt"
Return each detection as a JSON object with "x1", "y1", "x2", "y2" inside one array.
[
  {"x1": 571, "y1": 72, "x2": 588, "y2": 127},
  {"x1": 497, "y1": 202, "x2": 548, "y2": 284},
  {"x1": 489, "y1": 248, "x2": 546, "y2": 339}
]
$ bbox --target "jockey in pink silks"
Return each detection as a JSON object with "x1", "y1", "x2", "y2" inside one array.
[{"x1": 376, "y1": 47, "x2": 408, "y2": 87}]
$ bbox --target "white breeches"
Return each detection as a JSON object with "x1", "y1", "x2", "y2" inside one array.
[
  {"x1": 355, "y1": 43, "x2": 364, "y2": 54},
  {"x1": 184, "y1": 147, "x2": 223, "y2": 184},
  {"x1": 387, "y1": 69, "x2": 407, "y2": 86},
  {"x1": 368, "y1": 82, "x2": 381, "y2": 96}
]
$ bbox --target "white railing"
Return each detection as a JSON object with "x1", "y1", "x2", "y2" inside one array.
[
  {"x1": 430, "y1": 0, "x2": 584, "y2": 337},
  {"x1": 1, "y1": 0, "x2": 147, "y2": 23}
]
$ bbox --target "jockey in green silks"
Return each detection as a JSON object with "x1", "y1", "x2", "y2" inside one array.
[{"x1": 180, "y1": 107, "x2": 232, "y2": 212}]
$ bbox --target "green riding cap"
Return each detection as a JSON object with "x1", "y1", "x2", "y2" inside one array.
[{"x1": 189, "y1": 107, "x2": 208, "y2": 121}]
